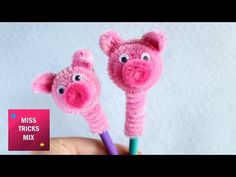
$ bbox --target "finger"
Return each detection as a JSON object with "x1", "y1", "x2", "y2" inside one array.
[
  {"x1": 32, "y1": 137, "x2": 137, "y2": 155},
  {"x1": 32, "y1": 138, "x2": 78, "y2": 155}
]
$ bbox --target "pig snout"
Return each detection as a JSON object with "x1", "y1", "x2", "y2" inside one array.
[
  {"x1": 65, "y1": 83, "x2": 90, "y2": 108},
  {"x1": 122, "y1": 60, "x2": 152, "y2": 86}
]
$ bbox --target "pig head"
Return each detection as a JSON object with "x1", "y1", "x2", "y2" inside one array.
[
  {"x1": 99, "y1": 30, "x2": 166, "y2": 93},
  {"x1": 31, "y1": 49, "x2": 100, "y2": 114}
]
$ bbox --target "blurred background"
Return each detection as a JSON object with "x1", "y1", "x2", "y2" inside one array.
[{"x1": 0, "y1": 23, "x2": 236, "y2": 154}]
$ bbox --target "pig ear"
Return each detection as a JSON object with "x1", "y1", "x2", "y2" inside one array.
[
  {"x1": 142, "y1": 31, "x2": 167, "y2": 53},
  {"x1": 99, "y1": 31, "x2": 123, "y2": 55},
  {"x1": 31, "y1": 72, "x2": 56, "y2": 94},
  {"x1": 72, "y1": 49, "x2": 94, "y2": 70}
]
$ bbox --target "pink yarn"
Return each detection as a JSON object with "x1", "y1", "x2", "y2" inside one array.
[
  {"x1": 31, "y1": 72, "x2": 56, "y2": 94},
  {"x1": 122, "y1": 60, "x2": 152, "y2": 86},
  {"x1": 100, "y1": 30, "x2": 166, "y2": 137},
  {"x1": 125, "y1": 92, "x2": 146, "y2": 137},
  {"x1": 82, "y1": 104, "x2": 108, "y2": 134},
  {"x1": 32, "y1": 49, "x2": 108, "y2": 134},
  {"x1": 65, "y1": 84, "x2": 91, "y2": 109}
]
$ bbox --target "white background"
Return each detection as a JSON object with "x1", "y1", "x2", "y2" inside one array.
[{"x1": 0, "y1": 23, "x2": 236, "y2": 154}]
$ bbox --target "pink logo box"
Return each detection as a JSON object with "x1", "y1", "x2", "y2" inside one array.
[{"x1": 8, "y1": 109, "x2": 50, "y2": 151}]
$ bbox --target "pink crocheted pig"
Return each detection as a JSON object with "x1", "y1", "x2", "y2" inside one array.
[
  {"x1": 32, "y1": 49, "x2": 108, "y2": 134},
  {"x1": 100, "y1": 30, "x2": 166, "y2": 138}
]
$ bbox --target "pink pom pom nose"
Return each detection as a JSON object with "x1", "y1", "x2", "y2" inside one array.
[
  {"x1": 122, "y1": 60, "x2": 152, "y2": 86},
  {"x1": 65, "y1": 83, "x2": 90, "y2": 108}
]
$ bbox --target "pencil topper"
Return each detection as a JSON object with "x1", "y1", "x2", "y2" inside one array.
[
  {"x1": 99, "y1": 30, "x2": 166, "y2": 138},
  {"x1": 31, "y1": 49, "x2": 118, "y2": 155}
]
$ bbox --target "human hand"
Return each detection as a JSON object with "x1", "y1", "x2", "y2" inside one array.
[{"x1": 32, "y1": 137, "x2": 141, "y2": 155}]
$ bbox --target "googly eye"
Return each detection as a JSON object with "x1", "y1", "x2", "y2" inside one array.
[
  {"x1": 57, "y1": 85, "x2": 65, "y2": 95},
  {"x1": 141, "y1": 52, "x2": 151, "y2": 61},
  {"x1": 72, "y1": 73, "x2": 82, "y2": 82},
  {"x1": 119, "y1": 53, "x2": 129, "y2": 63}
]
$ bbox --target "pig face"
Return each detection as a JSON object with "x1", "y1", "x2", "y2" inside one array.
[
  {"x1": 32, "y1": 49, "x2": 100, "y2": 114},
  {"x1": 99, "y1": 31, "x2": 166, "y2": 93}
]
